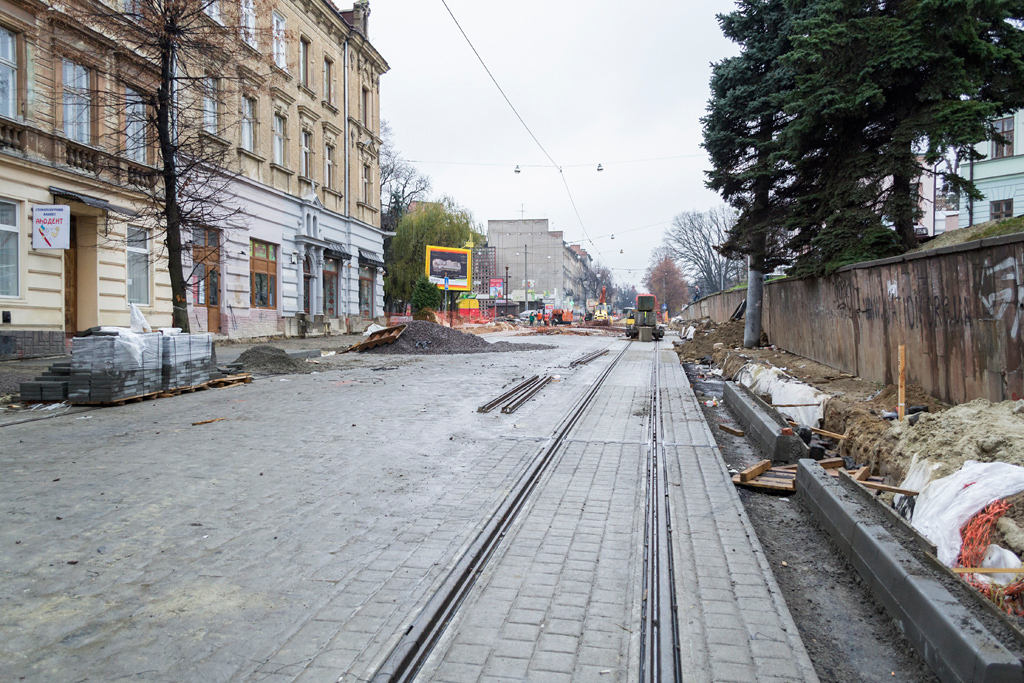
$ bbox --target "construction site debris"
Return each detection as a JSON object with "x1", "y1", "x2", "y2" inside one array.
[
  {"x1": 235, "y1": 345, "x2": 315, "y2": 375},
  {"x1": 367, "y1": 321, "x2": 552, "y2": 355},
  {"x1": 192, "y1": 418, "x2": 226, "y2": 426},
  {"x1": 673, "y1": 318, "x2": 747, "y2": 361},
  {"x1": 719, "y1": 424, "x2": 745, "y2": 437},
  {"x1": 343, "y1": 324, "x2": 407, "y2": 353}
]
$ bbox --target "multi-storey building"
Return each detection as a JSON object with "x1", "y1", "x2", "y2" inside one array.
[
  {"x1": 958, "y1": 111, "x2": 1024, "y2": 230},
  {"x1": 487, "y1": 218, "x2": 595, "y2": 312},
  {"x1": 0, "y1": 0, "x2": 386, "y2": 359}
]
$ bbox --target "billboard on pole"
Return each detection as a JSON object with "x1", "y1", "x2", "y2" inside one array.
[{"x1": 425, "y1": 246, "x2": 471, "y2": 291}]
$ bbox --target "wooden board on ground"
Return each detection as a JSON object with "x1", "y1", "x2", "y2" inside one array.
[
  {"x1": 719, "y1": 424, "x2": 745, "y2": 437},
  {"x1": 732, "y1": 457, "x2": 917, "y2": 496},
  {"x1": 739, "y1": 459, "x2": 772, "y2": 482},
  {"x1": 342, "y1": 324, "x2": 407, "y2": 353}
]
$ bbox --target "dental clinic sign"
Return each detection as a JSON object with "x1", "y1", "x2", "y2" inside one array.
[{"x1": 32, "y1": 205, "x2": 70, "y2": 249}]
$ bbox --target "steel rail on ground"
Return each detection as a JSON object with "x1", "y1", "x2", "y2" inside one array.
[
  {"x1": 639, "y1": 342, "x2": 684, "y2": 682},
  {"x1": 476, "y1": 375, "x2": 541, "y2": 413},
  {"x1": 370, "y1": 342, "x2": 634, "y2": 683},
  {"x1": 500, "y1": 375, "x2": 553, "y2": 414}
]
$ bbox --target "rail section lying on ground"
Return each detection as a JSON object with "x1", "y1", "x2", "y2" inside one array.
[
  {"x1": 640, "y1": 343, "x2": 683, "y2": 682},
  {"x1": 370, "y1": 343, "x2": 633, "y2": 683}
]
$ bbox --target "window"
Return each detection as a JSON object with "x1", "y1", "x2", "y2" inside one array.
[
  {"x1": 241, "y1": 96, "x2": 255, "y2": 152},
  {"x1": 203, "y1": 77, "x2": 218, "y2": 135},
  {"x1": 0, "y1": 199, "x2": 17, "y2": 297},
  {"x1": 250, "y1": 239, "x2": 277, "y2": 308},
  {"x1": 323, "y1": 58, "x2": 333, "y2": 104},
  {"x1": 359, "y1": 264, "x2": 373, "y2": 318},
  {"x1": 273, "y1": 114, "x2": 285, "y2": 165},
  {"x1": 323, "y1": 257, "x2": 338, "y2": 317},
  {"x1": 362, "y1": 163, "x2": 371, "y2": 203},
  {"x1": 63, "y1": 60, "x2": 90, "y2": 143},
  {"x1": 240, "y1": 0, "x2": 256, "y2": 46},
  {"x1": 299, "y1": 38, "x2": 310, "y2": 88},
  {"x1": 994, "y1": 117, "x2": 1015, "y2": 159},
  {"x1": 204, "y1": 0, "x2": 220, "y2": 22},
  {"x1": 0, "y1": 27, "x2": 15, "y2": 119},
  {"x1": 126, "y1": 227, "x2": 150, "y2": 305},
  {"x1": 361, "y1": 88, "x2": 370, "y2": 128},
  {"x1": 301, "y1": 129, "x2": 312, "y2": 178},
  {"x1": 125, "y1": 87, "x2": 146, "y2": 163},
  {"x1": 991, "y1": 199, "x2": 1014, "y2": 221},
  {"x1": 272, "y1": 13, "x2": 287, "y2": 69},
  {"x1": 324, "y1": 143, "x2": 334, "y2": 188}
]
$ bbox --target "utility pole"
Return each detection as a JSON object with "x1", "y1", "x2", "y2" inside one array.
[
  {"x1": 523, "y1": 244, "x2": 528, "y2": 312},
  {"x1": 504, "y1": 266, "x2": 509, "y2": 317}
]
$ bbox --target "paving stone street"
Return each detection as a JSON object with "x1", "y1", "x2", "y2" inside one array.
[{"x1": 1, "y1": 335, "x2": 817, "y2": 682}]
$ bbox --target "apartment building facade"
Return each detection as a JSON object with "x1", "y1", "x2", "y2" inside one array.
[
  {"x1": 0, "y1": 0, "x2": 387, "y2": 359},
  {"x1": 958, "y1": 110, "x2": 1024, "y2": 229}
]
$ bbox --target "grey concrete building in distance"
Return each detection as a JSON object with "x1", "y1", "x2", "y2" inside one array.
[{"x1": 487, "y1": 219, "x2": 593, "y2": 311}]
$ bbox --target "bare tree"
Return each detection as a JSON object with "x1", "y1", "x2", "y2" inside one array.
[
  {"x1": 380, "y1": 120, "x2": 432, "y2": 234},
  {"x1": 59, "y1": 0, "x2": 276, "y2": 330},
  {"x1": 662, "y1": 206, "x2": 744, "y2": 298},
  {"x1": 643, "y1": 254, "x2": 689, "y2": 315}
]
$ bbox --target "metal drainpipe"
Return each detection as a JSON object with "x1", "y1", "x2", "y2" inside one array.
[
  {"x1": 969, "y1": 150, "x2": 975, "y2": 228},
  {"x1": 343, "y1": 36, "x2": 352, "y2": 321}
]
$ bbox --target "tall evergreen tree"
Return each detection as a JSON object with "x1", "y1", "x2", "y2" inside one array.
[
  {"x1": 782, "y1": 0, "x2": 1024, "y2": 267},
  {"x1": 703, "y1": 0, "x2": 801, "y2": 348}
]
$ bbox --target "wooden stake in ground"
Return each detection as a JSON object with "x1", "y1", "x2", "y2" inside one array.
[{"x1": 898, "y1": 344, "x2": 906, "y2": 421}]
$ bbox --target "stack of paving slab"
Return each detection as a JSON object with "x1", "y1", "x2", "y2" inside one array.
[
  {"x1": 68, "y1": 333, "x2": 162, "y2": 404},
  {"x1": 161, "y1": 333, "x2": 217, "y2": 391},
  {"x1": 17, "y1": 360, "x2": 73, "y2": 403}
]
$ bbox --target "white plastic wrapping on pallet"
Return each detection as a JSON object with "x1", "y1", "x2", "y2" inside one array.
[
  {"x1": 907, "y1": 460, "x2": 1024, "y2": 566},
  {"x1": 733, "y1": 363, "x2": 829, "y2": 427}
]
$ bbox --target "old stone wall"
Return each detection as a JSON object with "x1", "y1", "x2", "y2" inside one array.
[{"x1": 681, "y1": 233, "x2": 1024, "y2": 405}]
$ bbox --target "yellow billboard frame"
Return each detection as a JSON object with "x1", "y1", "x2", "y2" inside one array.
[{"x1": 425, "y1": 245, "x2": 472, "y2": 292}]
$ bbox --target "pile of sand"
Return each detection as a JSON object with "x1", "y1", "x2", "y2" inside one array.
[
  {"x1": 368, "y1": 321, "x2": 551, "y2": 355},
  {"x1": 235, "y1": 345, "x2": 314, "y2": 375},
  {"x1": 674, "y1": 318, "x2": 747, "y2": 361}
]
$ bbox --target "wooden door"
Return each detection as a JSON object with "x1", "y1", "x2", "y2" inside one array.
[
  {"x1": 64, "y1": 218, "x2": 78, "y2": 335},
  {"x1": 207, "y1": 264, "x2": 221, "y2": 334}
]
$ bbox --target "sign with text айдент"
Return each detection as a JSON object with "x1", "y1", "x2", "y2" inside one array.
[
  {"x1": 425, "y1": 246, "x2": 471, "y2": 291},
  {"x1": 32, "y1": 205, "x2": 71, "y2": 249}
]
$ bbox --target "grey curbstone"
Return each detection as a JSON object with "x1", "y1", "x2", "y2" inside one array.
[
  {"x1": 797, "y1": 460, "x2": 1024, "y2": 683},
  {"x1": 722, "y1": 381, "x2": 808, "y2": 463}
]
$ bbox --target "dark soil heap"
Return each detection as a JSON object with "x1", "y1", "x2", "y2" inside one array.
[
  {"x1": 369, "y1": 321, "x2": 552, "y2": 355},
  {"x1": 674, "y1": 318, "x2": 747, "y2": 361},
  {"x1": 235, "y1": 345, "x2": 314, "y2": 375}
]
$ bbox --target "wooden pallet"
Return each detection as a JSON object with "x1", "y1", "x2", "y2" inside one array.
[
  {"x1": 77, "y1": 373, "x2": 254, "y2": 406},
  {"x1": 732, "y1": 457, "x2": 917, "y2": 495},
  {"x1": 343, "y1": 324, "x2": 408, "y2": 353}
]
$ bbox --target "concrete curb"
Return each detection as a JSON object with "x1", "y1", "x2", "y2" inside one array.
[
  {"x1": 797, "y1": 460, "x2": 1024, "y2": 683},
  {"x1": 722, "y1": 380, "x2": 807, "y2": 463}
]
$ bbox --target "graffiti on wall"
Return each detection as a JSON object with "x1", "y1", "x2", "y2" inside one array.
[{"x1": 980, "y1": 256, "x2": 1024, "y2": 338}]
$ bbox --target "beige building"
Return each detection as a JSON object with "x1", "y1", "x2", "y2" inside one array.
[{"x1": 0, "y1": 0, "x2": 387, "y2": 359}]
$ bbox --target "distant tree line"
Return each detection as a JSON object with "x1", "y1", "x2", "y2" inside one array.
[{"x1": 703, "y1": 0, "x2": 1024, "y2": 345}]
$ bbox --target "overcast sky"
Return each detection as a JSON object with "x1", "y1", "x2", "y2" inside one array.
[{"x1": 371, "y1": 0, "x2": 740, "y2": 288}]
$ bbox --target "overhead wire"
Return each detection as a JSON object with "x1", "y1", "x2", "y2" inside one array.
[{"x1": 437, "y1": 0, "x2": 610, "y2": 266}]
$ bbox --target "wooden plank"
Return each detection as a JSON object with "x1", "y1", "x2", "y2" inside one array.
[
  {"x1": 739, "y1": 459, "x2": 772, "y2": 483},
  {"x1": 818, "y1": 457, "x2": 845, "y2": 469},
  {"x1": 837, "y1": 470, "x2": 919, "y2": 496},
  {"x1": 854, "y1": 466, "x2": 871, "y2": 481},
  {"x1": 769, "y1": 403, "x2": 821, "y2": 407},
  {"x1": 719, "y1": 424, "x2": 745, "y2": 437},
  {"x1": 786, "y1": 421, "x2": 848, "y2": 440},
  {"x1": 192, "y1": 417, "x2": 226, "y2": 426},
  {"x1": 732, "y1": 474, "x2": 796, "y2": 492},
  {"x1": 951, "y1": 567, "x2": 1024, "y2": 574}
]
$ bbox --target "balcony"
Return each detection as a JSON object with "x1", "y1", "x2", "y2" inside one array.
[
  {"x1": 0, "y1": 118, "x2": 26, "y2": 151},
  {"x1": 64, "y1": 139, "x2": 100, "y2": 174}
]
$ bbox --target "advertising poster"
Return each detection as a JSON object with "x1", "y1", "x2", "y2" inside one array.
[
  {"x1": 32, "y1": 205, "x2": 71, "y2": 249},
  {"x1": 489, "y1": 278, "x2": 504, "y2": 297},
  {"x1": 425, "y1": 246, "x2": 471, "y2": 291}
]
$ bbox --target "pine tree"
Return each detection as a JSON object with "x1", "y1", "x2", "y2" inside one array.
[{"x1": 411, "y1": 274, "x2": 441, "y2": 313}]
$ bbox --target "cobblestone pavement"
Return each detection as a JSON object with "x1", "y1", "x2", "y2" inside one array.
[
  {"x1": 418, "y1": 346, "x2": 817, "y2": 683},
  {"x1": 1, "y1": 336, "x2": 817, "y2": 683}
]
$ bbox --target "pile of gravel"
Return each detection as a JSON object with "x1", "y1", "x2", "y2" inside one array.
[
  {"x1": 369, "y1": 321, "x2": 552, "y2": 355},
  {"x1": 235, "y1": 345, "x2": 314, "y2": 375}
]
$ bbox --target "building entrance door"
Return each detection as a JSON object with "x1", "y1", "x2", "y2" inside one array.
[
  {"x1": 64, "y1": 217, "x2": 78, "y2": 337},
  {"x1": 193, "y1": 229, "x2": 221, "y2": 334}
]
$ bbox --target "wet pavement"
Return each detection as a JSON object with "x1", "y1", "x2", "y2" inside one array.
[{"x1": 1, "y1": 335, "x2": 816, "y2": 682}]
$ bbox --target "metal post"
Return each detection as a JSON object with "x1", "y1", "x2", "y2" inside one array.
[
  {"x1": 523, "y1": 244, "x2": 528, "y2": 313},
  {"x1": 504, "y1": 266, "x2": 509, "y2": 317}
]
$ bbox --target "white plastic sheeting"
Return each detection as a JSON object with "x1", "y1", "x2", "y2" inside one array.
[
  {"x1": 364, "y1": 323, "x2": 387, "y2": 336},
  {"x1": 734, "y1": 363, "x2": 829, "y2": 427},
  {"x1": 909, "y1": 460, "x2": 1024, "y2": 566},
  {"x1": 97, "y1": 327, "x2": 149, "y2": 365},
  {"x1": 976, "y1": 544, "x2": 1022, "y2": 585}
]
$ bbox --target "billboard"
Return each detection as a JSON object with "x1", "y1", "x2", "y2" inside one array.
[
  {"x1": 425, "y1": 246, "x2": 471, "y2": 291},
  {"x1": 489, "y1": 278, "x2": 504, "y2": 297}
]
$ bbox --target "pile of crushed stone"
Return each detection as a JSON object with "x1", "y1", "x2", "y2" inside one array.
[
  {"x1": 369, "y1": 321, "x2": 552, "y2": 355},
  {"x1": 235, "y1": 345, "x2": 314, "y2": 375}
]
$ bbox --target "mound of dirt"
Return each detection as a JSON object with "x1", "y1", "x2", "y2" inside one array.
[
  {"x1": 368, "y1": 321, "x2": 552, "y2": 355},
  {"x1": 674, "y1": 318, "x2": 747, "y2": 361},
  {"x1": 235, "y1": 345, "x2": 314, "y2": 375}
]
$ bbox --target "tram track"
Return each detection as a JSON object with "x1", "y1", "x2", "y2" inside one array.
[
  {"x1": 370, "y1": 341, "x2": 633, "y2": 683},
  {"x1": 639, "y1": 342, "x2": 683, "y2": 682}
]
